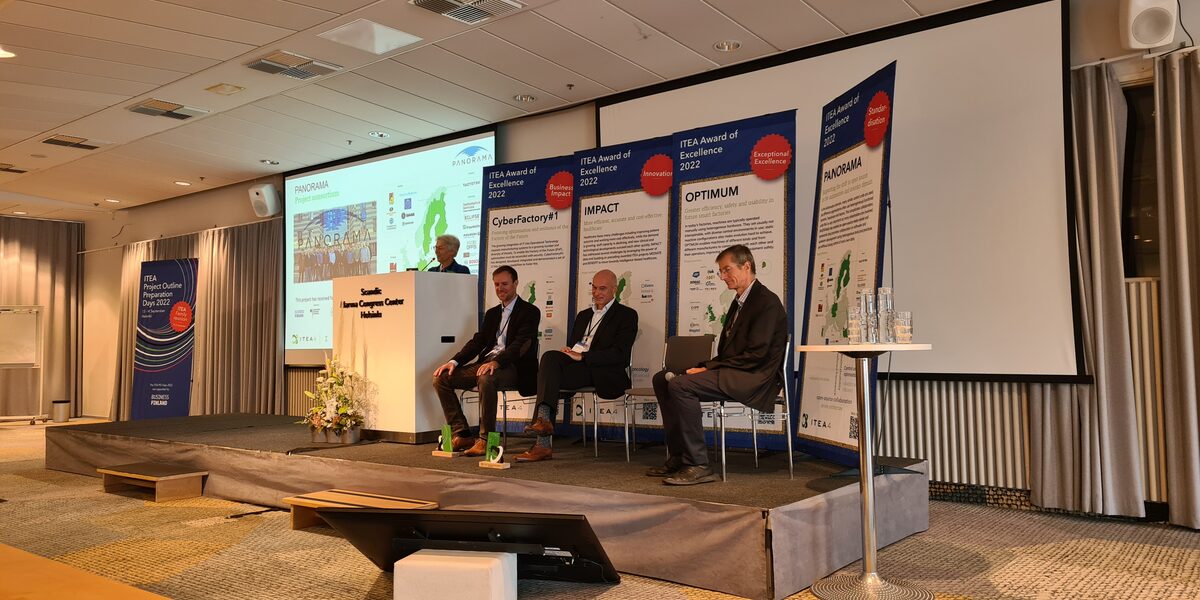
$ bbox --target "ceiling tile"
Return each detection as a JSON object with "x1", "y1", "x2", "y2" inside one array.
[
  {"x1": 29, "y1": 0, "x2": 297, "y2": 46},
  {"x1": 395, "y1": 44, "x2": 563, "y2": 111},
  {"x1": 281, "y1": 0, "x2": 378, "y2": 13},
  {"x1": 0, "y1": 23, "x2": 220, "y2": 72},
  {"x1": 536, "y1": 0, "x2": 716, "y2": 80},
  {"x1": 0, "y1": 1, "x2": 256, "y2": 60},
  {"x1": 906, "y1": 0, "x2": 988, "y2": 16},
  {"x1": 154, "y1": 0, "x2": 339, "y2": 31},
  {"x1": 285, "y1": 84, "x2": 453, "y2": 139},
  {"x1": 435, "y1": 30, "x2": 611, "y2": 103},
  {"x1": 0, "y1": 64, "x2": 151, "y2": 98},
  {"x1": 356, "y1": 60, "x2": 525, "y2": 123},
  {"x1": 1, "y1": 45, "x2": 189, "y2": 86},
  {"x1": 224, "y1": 103, "x2": 389, "y2": 154},
  {"x1": 249, "y1": 94, "x2": 410, "y2": 148},
  {"x1": 606, "y1": 0, "x2": 776, "y2": 64},
  {"x1": 803, "y1": 0, "x2": 921, "y2": 35},
  {"x1": 319, "y1": 72, "x2": 489, "y2": 131},
  {"x1": 706, "y1": 0, "x2": 843, "y2": 49},
  {"x1": 482, "y1": 11, "x2": 661, "y2": 91}
]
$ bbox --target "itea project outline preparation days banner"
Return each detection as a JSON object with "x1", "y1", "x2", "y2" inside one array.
[
  {"x1": 797, "y1": 62, "x2": 896, "y2": 461},
  {"x1": 131, "y1": 258, "x2": 197, "y2": 420},
  {"x1": 284, "y1": 135, "x2": 494, "y2": 356}
]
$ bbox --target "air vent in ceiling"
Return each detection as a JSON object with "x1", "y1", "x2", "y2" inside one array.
[
  {"x1": 410, "y1": 0, "x2": 523, "y2": 24},
  {"x1": 128, "y1": 98, "x2": 208, "y2": 120},
  {"x1": 246, "y1": 50, "x2": 342, "y2": 80},
  {"x1": 41, "y1": 135, "x2": 106, "y2": 150},
  {"x1": 0, "y1": 163, "x2": 27, "y2": 174}
]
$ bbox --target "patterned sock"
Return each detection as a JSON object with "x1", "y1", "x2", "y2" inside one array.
[{"x1": 535, "y1": 404, "x2": 553, "y2": 448}]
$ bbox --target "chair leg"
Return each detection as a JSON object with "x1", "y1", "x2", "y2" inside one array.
[
  {"x1": 719, "y1": 407, "x2": 727, "y2": 482},
  {"x1": 751, "y1": 410, "x2": 759, "y2": 468},
  {"x1": 623, "y1": 400, "x2": 630, "y2": 463},
  {"x1": 785, "y1": 410, "x2": 794, "y2": 480},
  {"x1": 592, "y1": 394, "x2": 599, "y2": 458},
  {"x1": 500, "y1": 391, "x2": 508, "y2": 448}
]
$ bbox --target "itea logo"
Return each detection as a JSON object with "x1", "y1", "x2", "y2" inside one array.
[{"x1": 452, "y1": 145, "x2": 493, "y2": 167}]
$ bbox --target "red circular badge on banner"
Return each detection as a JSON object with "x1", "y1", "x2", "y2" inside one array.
[
  {"x1": 750, "y1": 134, "x2": 792, "y2": 180},
  {"x1": 545, "y1": 171, "x2": 574, "y2": 209},
  {"x1": 640, "y1": 153, "x2": 673, "y2": 196},
  {"x1": 864, "y1": 91, "x2": 891, "y2": 148},
  {"x1": 169, "y1": 301, "x2": 193, "y2": 333}
]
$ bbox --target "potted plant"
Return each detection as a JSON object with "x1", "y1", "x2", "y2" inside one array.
[{"x1": 298, "y1": 356, "x2": 366, "y2": 444}]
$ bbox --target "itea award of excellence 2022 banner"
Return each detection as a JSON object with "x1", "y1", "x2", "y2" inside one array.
[
  {"x1": 672, "y1": 111, "x2": 796, "y2": 439},
  {"x1": 797, "y1": 62, "x2": 897, "y2": 461},
  {"x1": 131, "y1": 258, "x2": 198, "y2": 420},
  {"x1": 480, "y1": 155, "x2": 575, "y2": 425},
  {"x1": 571, "y1": 137, "x2": 673, "y2": 429}
]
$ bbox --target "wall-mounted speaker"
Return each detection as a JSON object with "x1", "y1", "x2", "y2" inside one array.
[
  {"x1": 248, "y1": 183, "x2": 280, "y2": 217},
  {"x1": 1120, "y1": 0, "x2": 1178, "y2": 49}
]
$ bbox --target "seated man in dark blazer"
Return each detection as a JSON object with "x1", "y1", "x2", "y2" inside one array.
[
  {"x1": 649, "y1": 245, "x2": 787, "y2": 485},
  {"x1": 428, "y1": 234, "x2": 471, "y2": 273},
  {"x1": 432, "y1": 265, "x2": 539, "y2": 456},
  {"x1": 516, "y1": 269, "x2": 638, "y2": 462}
]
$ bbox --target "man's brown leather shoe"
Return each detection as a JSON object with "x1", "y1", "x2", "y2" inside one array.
[
  {"x1": 451, "y1": 435, "x2": 476, "y2": 452},
  {"x1": 523, "y1": 417, "x2": 554, "y2": 436},
  {"x1": 463, "y1": 437, "x2": 487, "y2": 457},
  {"x1": 515, "y1": 443, "x2": 552, "y2": 462}
]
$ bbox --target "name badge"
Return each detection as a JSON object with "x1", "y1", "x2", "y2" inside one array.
[{"x1": 571, "y1": 341, "x2": 590, "y2": 354}]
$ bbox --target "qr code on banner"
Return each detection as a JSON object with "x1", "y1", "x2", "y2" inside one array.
[
  {"x1": 642, "y1": 404, "x2": 658, "y2": 421},
  {"x1": 849, "y1": 414, "x2": 860, "y2": 440}
]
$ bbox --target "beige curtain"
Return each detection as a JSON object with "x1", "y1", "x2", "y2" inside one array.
[
  {"x1": 110, "y1": 221, "x2": 283, "y2": 420},
  {"x1": 0, "y1": 217, "x2": 80, "y2": 417},
  {"x1": 1029, "y1": 63, "x2": 1145, "y2": 517},
  {"x1": 1155, "y1": 49, "x2": 1200, "y2": 529},
  {"x1": 110, "y1": 234, "x2": 199, "y2": 420},
  {"x1": 191, "y1": 220, "x2": 283, "y2": 415}
]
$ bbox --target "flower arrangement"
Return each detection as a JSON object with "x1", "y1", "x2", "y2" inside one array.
[{"x1": 298, "y1": 356, "x2": 366, "y2": 435}]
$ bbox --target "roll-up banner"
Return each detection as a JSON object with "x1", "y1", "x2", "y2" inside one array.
[
  {"x1": 480, "y1": 155, "x2": 575, "y2": 429},
  {"x1": 131, "y1": 258, "x2": 198, "y2": 420},
  {"x1": 671, "y1": 111, "x2": 796, "y2": 447},
  {"x1": 797, "y1": 62, "x2": 897, "y2": 466},
  {"x1": 571, "y1": 137, "x2": 673, "y2": 431}
]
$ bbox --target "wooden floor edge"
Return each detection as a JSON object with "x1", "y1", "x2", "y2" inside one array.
[{"x1": 0, "y1": 544, "x2": 168, "y2": 599}]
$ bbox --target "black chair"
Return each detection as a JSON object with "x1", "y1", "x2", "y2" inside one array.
[
  {"x1": 621, "y1": 335, "x2": 716, "y2": 462},
  {"x1": 706, "y1": 336, "x2": 793, "y2": 481}
]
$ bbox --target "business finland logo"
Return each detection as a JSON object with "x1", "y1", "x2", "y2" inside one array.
[{"x1": 452, "y1": 145, "x2": 494, "y2": 167}]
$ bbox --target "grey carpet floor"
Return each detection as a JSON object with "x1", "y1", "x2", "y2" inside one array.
[{"x1": 4, "y1": 420, "x2": 1199, "y2": 599}]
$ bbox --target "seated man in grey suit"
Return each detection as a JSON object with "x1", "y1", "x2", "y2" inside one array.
[
  {"x1": 428, "y1": 234, "x2": 470, "y2": 274},
  {"x1": 649, "y1": 244, "x2": 787, "y2": 485},
  {"x1": 432, "y1": 265, "x2": 540, "y2": 456},
  {"x1": 516, "y1": 269, "x2": 638, "y2": 462}
]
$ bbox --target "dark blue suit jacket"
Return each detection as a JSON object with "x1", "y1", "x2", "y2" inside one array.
[{"x1": 428, "y1": 260, "x2": 470, "y2": 274}]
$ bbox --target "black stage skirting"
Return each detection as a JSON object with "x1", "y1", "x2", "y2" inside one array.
[{"x1": 45, "y1": 414, "x2": 929, "y2": 599}]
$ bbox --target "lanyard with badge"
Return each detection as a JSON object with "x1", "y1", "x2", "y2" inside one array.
[
  {"x1": 485, "y1": 308, "x2": 513, "y2": 360},
  {"x1": 571, "y1": 310, "x2": 604, "y2": 353}
]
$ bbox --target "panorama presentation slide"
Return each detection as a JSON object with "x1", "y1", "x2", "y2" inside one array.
[{"x1": 284, "y1": 132, "x2": 494, "y2": 360}]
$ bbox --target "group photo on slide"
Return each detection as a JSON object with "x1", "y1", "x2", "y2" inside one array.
[{"x1": 3, "y1": 0, "x2": 1199, "y2": 599}]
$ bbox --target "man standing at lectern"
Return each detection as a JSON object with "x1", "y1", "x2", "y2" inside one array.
[
  {"x1": 649, "y1": 245, "x2": 787, "y2": 485},
  {"x1": 433, "y1": 265, "x2": 540, "y2": 456},
  {"x1": 428, "y1": 234, "x2": 470, "y2": 274},
  {"x1": 516, "y1": 269, "x2": 638, "y2": 462}
]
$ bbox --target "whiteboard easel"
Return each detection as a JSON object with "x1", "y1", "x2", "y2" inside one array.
[{"x1": 0, "y1": 306, "x2": 48, "y2": 425}]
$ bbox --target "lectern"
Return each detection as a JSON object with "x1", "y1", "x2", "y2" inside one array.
[{"x1": 333, "y1": 271, "x2": 478, "y2": 442}]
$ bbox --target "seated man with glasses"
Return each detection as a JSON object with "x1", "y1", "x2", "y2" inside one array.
[
  {"x1": 648, "y1": 244, "x2": 788, "y2": 485},
  {"x1": 517, "y1": 269, "x2": 638, "y2": 462}
]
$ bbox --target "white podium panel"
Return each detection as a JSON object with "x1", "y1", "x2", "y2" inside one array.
[{"x1": 333, "y1": 271, "x2": 478, "y2": 442}]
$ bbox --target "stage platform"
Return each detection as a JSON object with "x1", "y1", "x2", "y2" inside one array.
[{"x1": 45, "y1": 414, "x2": 929, "y2": 600}]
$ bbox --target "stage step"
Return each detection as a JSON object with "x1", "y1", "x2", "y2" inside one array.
[
  {"x1": 96, "y1": 462, "x2": 207, "y2": 502},
  {"x1": 281, "y1": 489, "x2": 438, "y2": 530},
  {"x1": 0, "y1": 543, "x2": 167, "y2": 599}
]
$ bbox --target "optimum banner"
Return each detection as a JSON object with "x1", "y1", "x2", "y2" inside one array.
[
  {"x1": 797, "y1": 62, "x2": 897, "y2": 464},
  {"x1": 571, "y1": 136, "x2": 673, "y2": 430},
  {"x1": 131, "y1": 258, "x2": 198, "y2": 419},
  {"x1": 480, "y1": 155, "x2": 575, "y2": 426},
  {"x1": 671, "y1": 111, "x2": 796, "y2": 444}
]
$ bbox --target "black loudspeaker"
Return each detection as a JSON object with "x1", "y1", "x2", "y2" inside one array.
[
  {"x1": 1120, "y1": 0, "x2": 1177, "y2": 49},
  {"x1": 249, "y1": 183, "x2": 280, "y2": 217}
]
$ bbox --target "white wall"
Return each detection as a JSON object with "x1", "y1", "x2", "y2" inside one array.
[{"x1": 498, "y1": 103, "x2": 596, "y2": 162}]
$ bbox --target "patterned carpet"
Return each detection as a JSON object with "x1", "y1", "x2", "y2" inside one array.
[{"x1": 2, "y1": 420, "x2": 1197, "y2": 599}]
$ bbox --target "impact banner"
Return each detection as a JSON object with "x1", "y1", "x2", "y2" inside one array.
[
  {"x1": 797, "y1": 62, "x2": 897, "y2": 461},
  {"x1": 131, "y1": 258, "x2": 198, "y2": 419},
  {"x1": 480, "y1": 155, "x2": 575, "y2": 425},
  {"x1": 671, "y1": 111, "x2": 796, "y2": 442},
  {"x1": 571, "y1": 136, "x2": 673, "y2": 429}
]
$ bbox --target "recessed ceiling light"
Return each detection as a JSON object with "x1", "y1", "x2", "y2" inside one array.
[
  {"x1": 368, "y1": 131, "x2": 390, "y2": 139},
  {"x1": 260, "y1": 159, "x2": 280, "y2": 165},
  {"x1": 513, "y1": 94, "x2": 537, "y2": 103},
  {"x1": 713, "y1": 40, "x2": 741, "y2": 52},
  {"x1": 0, "y1": 46, "x2": 15, "y2": 59},
  {"x1": 206, "y1": 83, "x2": 245, "y2": 96},
  {"x1": 319, "y1": 19, "x2": 422, "y2": 55},
  {"x1": 13, "y1": 211, "x2": 27, "y2": 215},
  {"x1": 174, "y1": 180, "x2": 192, "y2": 186},
  {"x1": 105, "y1": 198, "x2": 120, "y2": 203}
]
